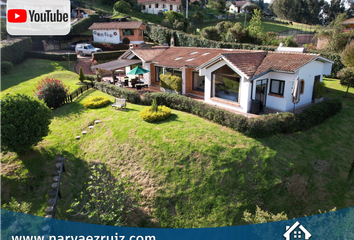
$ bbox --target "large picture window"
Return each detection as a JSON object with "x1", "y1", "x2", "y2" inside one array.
[
  {"x1": 270, "y1": 79, "x2": 285, "y2": 96},
  {"x1": 122, "y1": 29, "x2": 134, "y2": 36},
  {"x1": 212, "y1": 65, "x2": 240, "y2": 103},
  {"x1": 155, "y1": 66, "x2": 163, "y2": 82}
]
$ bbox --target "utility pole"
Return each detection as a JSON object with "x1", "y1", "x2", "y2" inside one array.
[{"x1": 186, "y1": 0, "x2": 188, "y2": 18}]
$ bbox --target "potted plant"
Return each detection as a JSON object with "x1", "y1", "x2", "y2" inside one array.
[{"x1": 314, "y1": 81, "x2": 325, "y2": 103}]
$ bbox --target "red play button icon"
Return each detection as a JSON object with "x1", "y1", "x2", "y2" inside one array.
[{"x1": 8, "y1": 9, "x2": 27, "y2": 23}]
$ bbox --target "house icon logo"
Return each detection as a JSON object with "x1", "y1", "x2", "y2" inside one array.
[{"x1": 283, "y1": 221, "x2": 311, "y2": 240}]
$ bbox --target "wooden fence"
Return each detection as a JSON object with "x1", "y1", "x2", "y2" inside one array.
[{"x1": 62, "y1": 82, "x2": 94, "y2": 106}]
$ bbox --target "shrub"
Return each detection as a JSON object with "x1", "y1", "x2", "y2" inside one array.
[
  {"x1": 2, "y1": 197, "x2": 32, "y2": 213},
  {"x1": 84, "y1": 96, "x2": 110, "y2": 108},
  {"x1": 70, "y1": 15, "x2": 100, "y2": 34},
  {"x1": 34, "y1": 77, "x2": 70, "y2": 109},
  {"x1": 341, "y1": 42, "x2": 354, "y2": 68},
  {"x1": 140, "y1": 105, "x2": 171, "y2": 122},
  {"x1": 160, "y1": 74, "x2": 182, "y2": 92},
  {"x1": 1, "y1": 61, "x2": 13, "y2": 75},
  {"x1": 282, "y1": 35, "x2": 298, "y2": 47},
  {"x1": 25, "y1": 51, "x2": 77, "y2": 61},
  {"x1": 94, "y1": 81, "x2": 141, "y2": 104},
  {"x1": 1, "y1": 38, "x2": 32, "y2": 65},
  {"x1": 243, "y1": 206, "x2": 288, "y2": 224},
  {"x1": 314, "y1": 81, "x2": 325, "y2": 99},
  {"x1": 1, "y1": 94, "x2": 52, "y2": 153},
  {"x1": 114, "y1": 0, "x2": 131, "y2": 14},
  {"x1": 67, "y1": 164, "x2": 139, "y2": 226},
  {"x1": 79, "y1": 67, "x2": 85, "y2": 83},
  {"x1": 92, "y1": 50, "x2": 127, "y2": 61},
  {"x1": 91, "y1": 43, "x2": 129, "y2": 51},
  {"x1": 337, "y1": 67, "x2": 354, "y2": 98},
  {"x1": 200, "y1": 26, "x2": 222, "y2": 41},
  {"x1": 84, "y1": 74, "x2": 96, "y2": 81},
  {"x1": 122, "y1": 37, "x2": 130, "y2": 45}
]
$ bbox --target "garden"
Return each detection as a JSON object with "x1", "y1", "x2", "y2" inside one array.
[{"x1": 1, "y1": 57, "x2": 354, "y2": 228}]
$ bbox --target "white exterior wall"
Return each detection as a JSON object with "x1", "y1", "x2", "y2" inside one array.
[
  {"x1": 199, "y1": 60, "x2": 250, "y2": 113},
  {"x1": 229, "y1": 5, "x2": 238, "y2": 13},
  {"x1": 142, "y1": 62, "x2": 151, "y2": 84},
  {"x1": 93, "y1": 30, "x2": 121, "y2": 44},
  {"x1": 141, "y1": 3, "x2": 179, "y2": 14}
]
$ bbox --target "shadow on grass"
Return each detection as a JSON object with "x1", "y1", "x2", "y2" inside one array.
[{"x1": 147, "y1": 114, "x2": 180, "y2": 125}]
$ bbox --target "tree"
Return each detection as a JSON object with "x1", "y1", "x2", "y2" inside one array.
[
  {"x1": 200, "y1": 26, "x2": 222, "y2": 41},
  {"x1": 79, "y1": 66, "x2": 85, "y2": 83},
  {"x1": 216, "y1": 21, "x2": 234, "y2": 40},
  {"x1": 337, "y1": 67, "x2": 354, "y2": 98},
  {"x1": 226, "y1": 22, "x2": 251, "y2": 43},
  {"x1": 315, "y1": 13, "x2": 350, "y2": 52},
  {"x1": 209, "y1": 0, "x2": 226, "y2": 10},
  {"x1": 34, "y1": 77, "x2": 70, "y2": 109},
  {"x1": 113, "y1": 0, "x2": 131, "y2": 13},
  {"x1": 341, "y1": 42, "x2": 354, "y2": 68},
  {"x1": 191, "y1": 11, "x2": 204, "y2": 24},
  {"x1": 248, "y1": 8, "x2": 263, "y2": 37},
  {"x1": 1, "y1": 94, "x2": 52, "y2": 153},
  {"x1": 164, "y1": 11, "x2": 190, "y2": 32},
  {"x1": 271, "y1": 0, "x2": 324, "y2": 24},
  {"x1": 244, "y1": 4, "x2": 261, "y2": 16},
  {"x1": 321, "y1": 0, "x2": 345, "y2": 25}
]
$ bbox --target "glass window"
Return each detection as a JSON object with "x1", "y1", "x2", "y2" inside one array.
[
  {"x1": 299, "y1": 80, "x2": 304, "y2": 94},
  {"x1": 155, "y1": 3, "x2": 158, "y2": 8},
  {"x1": 149, "y1": 4, "x2": 151, "y2": 8},
  {"x1": 138, "y1": 29, "x2": 142, "y2": 36},
  {"x1": 193, "y1": 72, "x2": 205, "y2": 93},
  {"x1": 212, "y1": 73, "x2": 240, "y2": 102},
  {"x1": 170, "y1": 5, "x2": 173, "y2": 10},
  {"x1": 155, "y1": 66, "x2": 163, "y2": 82},
  {"x1": 270, "y1": 79, "x2": 285, "y2": 96},
  {"x1": 142, "y1": 5, "x2": 145, "y2": 10},
  {"x1": 122, "y1": 29, "x2": 134, "y2": 36}
]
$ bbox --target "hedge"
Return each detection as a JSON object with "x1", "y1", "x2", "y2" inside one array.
[
  {"x1": 94, "y1": 81, "x2": 141, "y2": 104},
  {"x1": 70, "y1": 15, "x2": 100, "y2": 34},
  {"x1": 145, "y1": 24, "x2": 278, "y2": 51},
  {"x1": 25, "y1": 51, "x2": 78, "y2": 61},
  {"x1": 91, "y1": 43, "x2": 129, "y2": 51},
  {"x1": 92, "y1": 50, "x2": 127, "y2": 61},
  {"x1": 1, "y1": 38, "x2": 32, "y2": 65}
]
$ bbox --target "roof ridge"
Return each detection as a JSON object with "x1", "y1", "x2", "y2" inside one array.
[{"x1": 270, "y1": 51, "x2": 320, "y2": 56}]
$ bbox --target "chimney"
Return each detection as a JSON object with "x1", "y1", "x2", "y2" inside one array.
[{"x1": 170, "y1": 36, "x2": 174, "y2": 47}]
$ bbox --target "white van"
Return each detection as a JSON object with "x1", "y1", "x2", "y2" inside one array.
[{"x1": 75, "y1": 44, "x2": 102, "y2": 56}]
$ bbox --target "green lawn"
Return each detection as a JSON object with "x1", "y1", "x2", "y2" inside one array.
[{"x1": 1, "y1": 59, "x2": 354, "y2": 228}]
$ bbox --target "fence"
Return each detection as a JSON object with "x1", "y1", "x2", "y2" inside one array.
[{"x1": 62, "y1": 82, "x2": 94, "y2": 106}]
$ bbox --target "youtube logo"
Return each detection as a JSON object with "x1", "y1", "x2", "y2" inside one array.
[
  {"x1": 7, "y1": 0, "x2": 70, "y2": 35},
  {"x1": 8, "y1": 9, "x2": 27, "y2": 23}
]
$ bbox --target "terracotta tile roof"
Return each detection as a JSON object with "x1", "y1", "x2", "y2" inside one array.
[
  {"x1": 125, "y1": 47, "x2": 169, "y2": 62},
  {"x1": 232, "y1": 1, "x2": 250, "y2": 7},
  {"x1": 253, "y1": 52, "x2": 320, "y2": 78},
  {"x1": 222, "y1": 52, "x2": 267, "y2": 78},
  {"x1": 89, "y1": 22, "x2": 145, "y2": 30},
  {"x1": 138, "y1": 0, "x2": 181, "y2": 4},
  {"x1": 149, "y1": 47, "x2": 253, "y2": 68}
]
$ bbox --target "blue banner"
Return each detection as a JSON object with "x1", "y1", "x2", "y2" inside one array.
[{"x1": 2, "y1": 207, "x2": 354, "y2": 240}]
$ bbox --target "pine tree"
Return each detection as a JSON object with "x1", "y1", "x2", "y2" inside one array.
[{"x1": 78, "y1": 67, "x2": 85, "y2": 83}]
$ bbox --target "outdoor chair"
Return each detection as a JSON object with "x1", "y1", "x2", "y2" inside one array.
[{"x1": 111, "y1": 98, "x2": 126, "y2": 110}]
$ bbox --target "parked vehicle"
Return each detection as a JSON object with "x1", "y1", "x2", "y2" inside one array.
[
  {"x1": 75, "y1": 44, "x2": 102, "y2": 56},
  {"x1": 69, "y1": 40, "x2": 85, "y2": 51}
]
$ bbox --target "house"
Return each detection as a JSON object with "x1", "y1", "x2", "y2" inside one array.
[
  {"x1": 138, "y1": 0, "x2": 181, "y2": 14},
  {"x1": 228, "y1": 0, "x2": 252, "y2": 14},
  {"x1": 342, "y1": 17, "x2": 354, "y2": 32},
  {"x1": 283, "y1": 221, "x2": 311, "y2": 240},
  {"x1": 88, "y1": 22, "x2": 146, "y2": 45},
  {"x1": 97, "y1": 45, "x2": 332, "y2": 113}
]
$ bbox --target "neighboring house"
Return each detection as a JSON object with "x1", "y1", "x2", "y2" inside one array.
[
  {"x1": 138, "y1": 0, "x2": 181, "y2": 14},
  {"x1": 88, "y1": 22, "x2": 146, "y2": 45},
  {"x1": 99, "y1": 45, "x2": 332, "y2": 113},
  {"x1": 283, "y1": 221, "x2": 312, "y2": 240},
  {"x1": 342, "y1": 17, "x2": 354, "y2": 32},
  {"x1": 229, "y1": 0, "x2": 252, "y2": 14},
  {"x1": 1, "y1": 0, "x2": 6, "y2": 19}
]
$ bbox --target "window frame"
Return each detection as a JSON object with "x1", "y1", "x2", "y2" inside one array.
[
  {"x1": 170, "y1": 4, "x2": 173, "y2": 10},
  {"x1": 149, "y1": 4, "x2": 151, "y2": 8},
  {"x1": 142, "y1": 5, "x2": 146, "y2": 10},
  {"x1": 122, "y1": 29, "x2": 134, "y2": 36},
  {"x1": 269, "y1": 79, "x2": 285, "y2": 96},
  {"x1": 155, "y1": 3, "x2": 158, "y2": 8},
  {"x1": 299, "y1": 79, "x2": 305, "y2": 95},
  {"x1": 212, "y1": 72, "x2": 241, "y2": 103}
]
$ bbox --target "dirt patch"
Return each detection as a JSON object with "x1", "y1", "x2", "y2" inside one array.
[
  {"x1": 287, "y1": 174, "x2": 308, "y2": 202},
  {"x1": 1, "y1": 163, "x2": 21, "y2": 176}
]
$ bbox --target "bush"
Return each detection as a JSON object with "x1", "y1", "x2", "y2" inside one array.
[
  {"x1": 83, "y1": 96, "x2": 111, "y2": 108},
  {"x1": 122, "y1": 37, "x2": 130, "y2": 45},
  {"x1": 243, "y1": 206, "x2": 288, "y2": 224},
  {"x1": 2, "y1": 197, "x2": 32, "y2": 213},
  {"x1": 1, "y1": 94, "x2": 52, "y2": 153},
  {"x1": 200, "y1": 26, "x2": 222, "y2": 41},
  {"x1": 1, "y1": 38, "x2": 32, "y2": 65},
  {"x1": 113, "y1": 0, "x2": 131, "y2": 14},
  {"x1": 25, "y1": 51, "x2": 77, "y2": 61},
  {"x1": 341, "y1": 42, "x2": 354, "y2": 68},
  {"x1": 34, "y1": 77, "x2": 70, "y2": 109},
  {"x1": 92, "y1": 50, "x2": 127, "y2": 61},
  {"x1": 337, "y1": 67, "x2": 354, "y2": 98},
  {"x1": 70, "y1": 15, "x2": 100, "y2": 34},
  {"x1": 84, "y1": 74, "x2": 97, "y2": 81},
  {"x1": 282, "y1": 35, "x2": 298, "y2": 47},
  {"x1": 140, "y1": 105, "x2": 171, "y2": 122},
  {"x1": 1, "y1": 61, "x2": 13, "y2": 75},
  {"x1": 160, "y1": 74, "x2": 182, "y2": 92},
  {"x1": 67, "y1": 164, "x2": 139, "y2": 226},
  {"x1": 91, "y1": 43, "x2": 129, "y2": 51},
  {"x1": 94, "y1": 81, "x2": 141, "y2": 104},
  {"x1": 79, "y1": 67, "x2": 85, "y2": 83},
  {"x1": 314, "y1": 81, "x2": 325, "y2": 99}
]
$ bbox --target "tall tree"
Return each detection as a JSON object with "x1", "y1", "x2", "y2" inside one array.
[
  {"x1": 271, "y1": 0, "x2": 325, "y2": 24},
  {"x1": 322, "y1": 0, "x2": 346, "y2": 25}
]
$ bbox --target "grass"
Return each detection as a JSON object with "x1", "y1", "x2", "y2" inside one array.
[
  {"x1": 1, "y1": 59, "x2": 81, "y2": 96},
  {"x1": 1, "y1": 59, "x2": 354, "y2": 228}
]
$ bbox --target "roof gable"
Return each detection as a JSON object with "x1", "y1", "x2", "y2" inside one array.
[{"x1": 88, "y1": 21, "x2": 145, "y2": 30}]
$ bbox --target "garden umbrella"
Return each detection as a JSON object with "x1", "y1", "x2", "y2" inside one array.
[
  {"x1": 291, "y1": 76, "x2": 301, "y2": 113},
  {"x1": 127, "y1": 66, "x2": 150, "y2": 75}
]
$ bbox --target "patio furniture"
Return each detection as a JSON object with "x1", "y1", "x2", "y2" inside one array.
[
  {"x1": 124, "y1": 79, "x2": 129, "y2": 87},
  {"x1": 111, "y1": 98, "x2": 126, "y2": 110}
]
